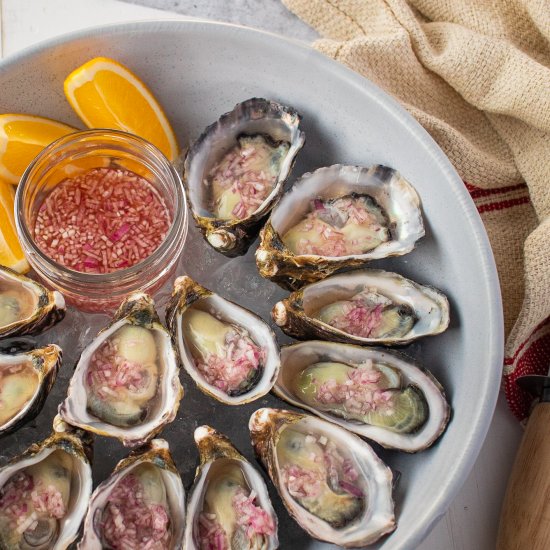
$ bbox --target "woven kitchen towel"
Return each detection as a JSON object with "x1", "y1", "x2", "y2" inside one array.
[{"x1": 282, "y1": 0, "x2": 550, "y2": 420}]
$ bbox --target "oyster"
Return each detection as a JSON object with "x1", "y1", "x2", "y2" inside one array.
[
  {"x1": 272, "y1": 269, "x2": 449, "y2": 345},
  {"x1": 184, "y1": 426, "x2": 278, "y2": 549},
  {"x1": 184, "y1": 98, "x2": 305, "y2": 256},
  {"x1": 274, "y1": 341, "x2": 450, "y2": 452},
  {"x1": 249, "y1": 408, "x2": 395, "y2": 547},
  {"x1": 166, "y1": 276, "x2": 280, "y2": 405},
  {"x1": 0, "y1": 417, "x2": 92, "y2": 550},
  {"x1": 256, "y1": 164, "x2": 424, "y2": 289},
  {"x1": 79, "y1": 439, "x2": 185, "y2": 549},
  {"x1": 59, "y1": 292, "x2": 183, "y2": 447},
  {"x1": 0, "y1": 345, "x2": 62, "y2": 436},
  {"x1": 0, "y1": 266, "x2": 65, "y2": 337}
]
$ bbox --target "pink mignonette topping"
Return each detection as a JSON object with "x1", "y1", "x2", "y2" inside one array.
[
  {"x1": 198, "y1": 487, "x2": 275, "y2": 550},
  {"x1": 195, "y1": 330, "x2": 265, "y2": 394},
  {"x1": 315, "y1": 365, "x2": 395, "y2": 416},
  {"x1": 0, "y1": 471, "x2": 66, "y2": 532},
  {"x1": 33, "y1": 167, "x2": 171, "y2": 274},
  {"x1": 100, "y1": 472, "x2": 171, "y2": 550}
]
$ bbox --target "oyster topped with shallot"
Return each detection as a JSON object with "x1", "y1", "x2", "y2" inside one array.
[
  {"x1": 249, "y1": 408, "x2": 395, "y2": 547},
  {"x1": 184, "y1": 98, "x2": 305, "y2": 256},
  {"x1": 166, "y1": 276, "x2": 280, "y2": 405},
  {"x1": 0, "y1": 344, "x2": 62, "y2": 436},
  {"x1": 256, "y1": 164, "x2": 424, "y2": 290},
  {"x1": 79, "y1": 439, "x2": 185, "y2": 549},
  {"x1": 274, "y1": 341, "x2": 450, "y2": 452},
  {"x1": 272, "y1": 269, "x2": 450, "y2": 346},
  {"x1": 0, "y1": 417, "x2": 92, "y2": 550},
  {"x1": 0, "y1": 265, "x2": 65, "y2": 338},
  {"x1": 184, "y1": 426, "x2": 278, "y2": 549},
  {"x1": 59, "y1": 292, "x2": 183, "y2": 447}
]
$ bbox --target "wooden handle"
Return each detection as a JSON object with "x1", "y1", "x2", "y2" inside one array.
[{"x1": 497, "y1": 402, "x2": 550, "y2": 550}]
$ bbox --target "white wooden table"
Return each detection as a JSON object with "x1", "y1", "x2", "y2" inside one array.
[{"x1": 0, "y1": 1, "x2": 523, "y2": 547}]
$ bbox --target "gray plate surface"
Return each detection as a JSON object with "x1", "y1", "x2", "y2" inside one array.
[{"x1": 0, "y1": 20, "x2": 503, "y2": 549}]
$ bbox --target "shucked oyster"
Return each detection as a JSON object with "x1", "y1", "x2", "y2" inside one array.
[
  {"x1": 274, "y1": 341, "x2": 450, "y2": 452},
  {"x1": 0, "y1": 417, "x2": 92, "y2": 550},
  {"x1": 79, "y1": 439, "x2": 185, "y2": 549},
  {"x1": 256, "y1": 165, "x2": 424, "y2": 290},
  {"x1": 60, "y1": 293, "x2": 183, "y2": 447},
  {"x1": 184, "y1": 98, "x2": 305, "y2": 256},
  {"x1": 272, "y1": 269, "x2": 450, "y2": 346},
  {"x1": 184, "y1": 426, "x2": 278, "y2": 549},
  {"x1": 249, "y1": 408, "x2": 395, "y2": 547},
  {"x1": 166, "y1": 276, "x2": 280, "y2": 405},
  {"x1": 0, "y1": 266, "x2": 65, "y2": 337},
  {"x1": 0, "y1": 345, "x2": 61, "y2": 437}
]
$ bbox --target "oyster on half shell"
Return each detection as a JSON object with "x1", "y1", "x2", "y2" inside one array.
[
  {"x1": 184, "y1": 426, "x2": 278, "y2": 549},
  {"x1": 256, "y1": 165, "x2": 424, "y2": 290},
  {"x1": 0, "y1": 266, "x2": 65, "y2": 337},
  {"x1": 249, "y1": 408, "x2": 395, "y2": 547},
  {"x1": 184, "y1": 98, "x2": 305, "y2": 256},
  {"x1": 0, "y1": 344, "x2": 62, "y2": 437},
  {"x1": 272, "y1": 269, "x2": 450, "y2": 346},
  {"x1": 59, "y1": 292, "x2": 183, "y2": 447},
  {"x1": 78, "y1": 439, "x2": 185, "y2": 550},
  {"x1": 166, "y1": 276, "x2": 280, "y2": 405},
  {"x1": 274, "y1": 341, "x2": 450, "y2": 452},
  {"x1": 0, "y1": 417, "x2": 93, "y2": 550}
]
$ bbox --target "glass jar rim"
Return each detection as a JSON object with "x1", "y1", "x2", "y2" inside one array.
[{"x1": 15, "y1": 128, "x2": 187, "y2": 286}]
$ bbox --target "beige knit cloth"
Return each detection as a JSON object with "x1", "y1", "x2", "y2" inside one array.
[{"x1": 283, "y1": 0, "x2": 550, "y2": 419}]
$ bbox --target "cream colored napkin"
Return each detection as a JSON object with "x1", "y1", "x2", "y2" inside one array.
[{"x1": 283, "y1": 0, "x2": 550, "y2": 419}]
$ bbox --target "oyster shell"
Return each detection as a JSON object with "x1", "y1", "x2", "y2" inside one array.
[
  {"x1": 274, "y1": 341, "x2": 450, "y2": 452},
  {"x1": 0, "y1": 266, "x2": 65, "y2": 337},
  {"x1": 166, "y1": 276, "x2": 280, "y2": 405},
  {"x1": 78, "y1": 438, "x2": 185, "y2": 549},
  {"x1": 59, "y1": 292, "x2": 183, "y2": 447},
  {"x1": 184, "y1": 426, "x2": 278, "y2": 549},
  {"x1": 0, "y1": 345, "x2": 62, "y2": 437},
  {"x1": 256, "y1": 164, "x2": 424, "y2": 290},
  {"x1": 0, "y1": 417, "x2": 93, "y2": 550},
  {"x1": 249, "y1": 408, "x2": 395, "y2": 547},
  {"x1": 184, "y1": 98, "x2": 305, "y2": 256},
  {"x1": 272, "y1": 269, "x2": 449, "y2": 345}
]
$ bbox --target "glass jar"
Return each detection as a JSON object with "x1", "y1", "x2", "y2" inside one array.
[{"x1": 15, "y1": 129, "x2": 187, "y2": 312}]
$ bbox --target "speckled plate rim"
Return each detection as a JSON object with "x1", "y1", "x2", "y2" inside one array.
[{"x1": 0, "y1": 19, "x2": 504, "y2": 549}]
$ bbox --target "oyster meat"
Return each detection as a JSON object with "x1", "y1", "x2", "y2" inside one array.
[
  {"x1": 272, "y1": 269, "x2": 449, "y2": 346},
  {"x1": 185, "y1": 426, "x2": 278, "y2": 549},
  {"x1": 274, "y1": 341, "x2": 450, "y2": 452},
  {"x1": 0, "y1": 266, "x2": 65, "y2": 337},
  {"x1": 79, "y1": 439, "x2": 185, "y2": 549},
  {"x1": 256, "y1": 164, "x2": 424, "y2": 290},
  {"x1": 249, "y1": 408, "x2": 394, "y2": 547},
  {"x1": 59, "y1": 292, "x2": 183, "y2": 447},
  {"x1": 184, "y1": 98, "x2": 305, "y2": 256},
  {"x1": 0, "y1": 345, "x2": 62, "y2": 436},
  {"x1": 166, "y1": 276, "x2": 280, "y2": 405},
  {"x1": 0, "y1": 418, "x2": 92, "y2": 550}
]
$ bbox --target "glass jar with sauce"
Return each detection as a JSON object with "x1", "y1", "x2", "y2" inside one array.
[{"x1": 15, "y1": 129, "x2": 187, "y2": 312}]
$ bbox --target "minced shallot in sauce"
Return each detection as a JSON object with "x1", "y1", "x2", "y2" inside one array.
[
  {"x1": 195, "y1": 330, "x2": 265, "y2": 395},
  {"x1": 198, "y1": 488, "x2": 275, "y2": 549},
  {"x1": 100, "y1": 473, "x2": 171, "y2": 550},
  {"x1": 0, "y1": 471, "x2": 66, "y2": 532},
  {"x1": 314, "y1": 366, "x2": 395, "y2": 417},
  {"x1": 33, "y1": 167, "x2": 171, "y2": 274}
]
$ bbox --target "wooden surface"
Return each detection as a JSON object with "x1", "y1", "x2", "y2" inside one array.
[
  {"x1": 497, "y1": 402, "x2": 550, "y2": 550},
  {"x1": 0, "y1": 1, "x2": 524, "y2": 548}
]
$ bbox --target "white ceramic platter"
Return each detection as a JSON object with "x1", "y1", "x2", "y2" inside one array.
[{"x1": 0, "y1": 20, "x2": 503, "y2": 549}]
